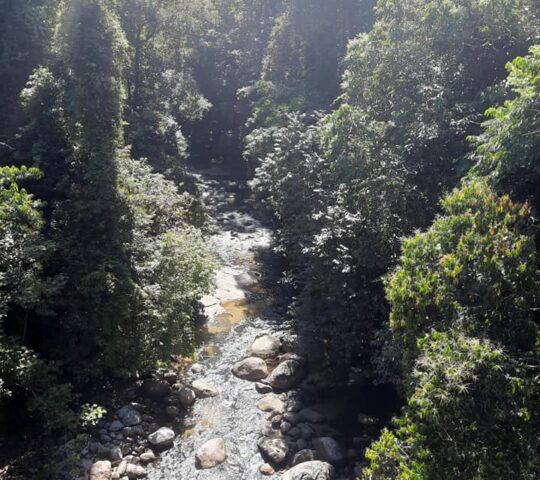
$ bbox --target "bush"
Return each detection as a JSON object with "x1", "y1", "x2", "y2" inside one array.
[
  {"x1": 364, "y1": 332, "x2": 539, "y2": 480},
  {"x1": 386, "y1": 181, "x2": 538, "y2": 374},
  {"x1": 471, "y1": 45, "x2": 540, "y2": 205}
]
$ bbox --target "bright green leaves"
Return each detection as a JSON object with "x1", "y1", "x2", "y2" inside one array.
[
  {"x1": 387, "y1": 181, "x2": 538, "y2": 372},
  {"x1": 364, "y1": 332, "x2": 537, "y2": 479},
  {"x1": 471, "y1": 45, "x2": 540, "y2": 203}
]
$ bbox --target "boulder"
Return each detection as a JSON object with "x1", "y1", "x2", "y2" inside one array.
[
  {"x1": 125, "y1": 464, "x2": 146, "y2": 478},
  {"x1": 178, "y1": 387, "x2": 196, "y2": 407},
  {"x1": 282, "y1": 461, "x2": 334, "y2": 480},
  {"x1": 89, "y1": 460, "x2": 112, "y2": 480},
  {"x1": 260, "y1": 463, "x2": 275, "y2": 475},
  {"x1": 117, "y1": 406, "x2": 141, "y2": 427},
  {"x1": 257, "y1": 437, "x2": 289, "y2": 466},
  {"x1": 257, "y1": 396, "x2": 284, "y2": 413},
  {"x1": 109, "y1": 420, "x2": 124, "y2": 432},
  {"x1": 312, "y1": 437, "x2": 345, "y2": 465},
  {"x1": 249, "y1": 334, "x2": 281, "y2": 359},
  {"x1": 195, "y1": 438, "x2": 226, "y2": 469},
  {"x1": 148, "y1": 427, "x2": 175, "y2": 447},
  {"x1": 140, "y1": 450, "x2": 156, "y2": 463},
  {"x1": 235, "y1": 272, "x2": 258, "y2": 288},
  {"x1": 231, "y1": 357, "x2": 268, "y2": 381},
  {"x1": 141, "y1": 379, "x2": 170, "y2": 398},
  {"x1": 109, "y1": 446, "x2": 123, "y2": 462},
  {"x1": 256, "y1": 382, "x2": 273, "y2": 394},
  {"x1": 266, "y1": 358, "x2": 307, "y2": 391},
  {"x1": 191, "y1": 363, "x2": 204, "y2": 374},
  {"x1": 192, "y1": 380, "x2": 219, "y2": 398},
  {"x1": 292, "y1": 449, "x2": 318, "y2": 466}
]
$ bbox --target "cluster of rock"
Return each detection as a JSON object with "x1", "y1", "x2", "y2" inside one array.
[
  {"x1": 75, "y1": 362, "x2": 223, "y2": 480},
  {"x1": 230, "y1": 333, "x2": 380, "y2": 480}
]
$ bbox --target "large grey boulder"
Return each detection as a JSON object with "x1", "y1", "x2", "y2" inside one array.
[
  {"x1": 282, "y1": 461, "x2": 334, "y2": 480},
  {"x1": 195, "y1": 438, "x2": 227, "y2": 469},
  {"x1": 258, "y1": 437, "x2": 289, "y2": 466},
  {"x1": 312, "y1": 437, "x2": 345, "y2": 465},
  {"x1": 148, "y1": 427, "x2": 175, "y2": 447},
  {"x1": 117, "y1": 405, "x2": 141, "y2": 427},
  {"x1": 266, "y1": 357, "x2": 307, "y2": 391},
  {"x1": 89, "y1": 460, "x2": 112, "y2": 480},
  {"x1": 249, "y1": 334, "x2": 282, "y2": 359},
  {"x1": 231, "y1": 357, "x2": 268, "y2": 381}
]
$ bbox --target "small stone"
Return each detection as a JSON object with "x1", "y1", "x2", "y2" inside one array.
[
  {"x1": 192, "y1": 380, "x2": 219, "y2": 398},
  {"x1": 109, "y1": 420, "x2": 124, "y2": 432},
  {"x1": 195, "y1": 438, "x2": 226, "y2": 469},
  {"x1": 125, "y1": 464, "x2": 146, "y2": 478},
  {"x1": 292, "y1": 449, "x2": 317, "y2": 466},
  {"x1": 267, "y1": 358, "x2": 307, "y2": 391},
  {"x1": 178, "y1": 387, "x2": 196, "y2": 407},
  {"x1": 140, "y1": 450, "x2": 156, "y2": 463},
  {"x1": 89, "y1": 460, "x2": 112, "y2": 480},
  {"x1": 191, "y1": 363, "x2": 204, "y2": 374},
  {"x1": 231, "y1": 357, "x2": 268, "y2": 381},
  {"x1": 257, "y1": 396, "x2": 284, "y2": 413},
  {"x1": 256, "y1": 382, "x2": 273, "y2": 394},
  {"x1": 259, "y1": 463, "x2": 275, "y2": 475},
  {"x1": 282, "y1": 461, "x2": 334, "y2": 480},
  {"x1": 258, "y1": 437, "x2": 289, "y2": 466},
  {"x1": 280, "y1": 421, "x2": 292, "y2": 434},
  {"x1": 148, "y1": 427, "x2": 175, "y2": 447},
  {"x1": 117, "y1": 460, "x2": 128, "y2": 476},
  {"x1": 110, "y1": 446, "x2": 123, "y2": 462},
  {"x1": 288, "y1": 427, "x2": 301, "y2": 439},
  {"x1": 117, "y1": 406, "x2": 142, "y2": 427},
  {"x1": 283, "y1": 412, "x2": 299, "y2": 424}
]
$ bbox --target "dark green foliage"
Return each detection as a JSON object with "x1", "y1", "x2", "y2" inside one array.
[
  {"x1": 117, "y1": 153, "x2": 215, "y2": 369},
  {"x1": 343, "y1": 0, "x2": 540, "y2": 215},
  {"x1": 0, "y1": 166, "x2": 73, "y2": 434},
  {"x1": 248, "y1": 0, "x2": 375, "y2": 127},
  {"x1": 387, "y1": 181, "x2": 539, "y2": 375},
  {"x1": 364, "y1": 332, "x2": 539, "y2": 480},
  {"x1": 0, "y1": 0, "x2": 59, "y2": 142}
]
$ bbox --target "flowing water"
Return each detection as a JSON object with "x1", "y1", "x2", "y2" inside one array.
[{"x1": 147, "y1": 169, "x2": 287, "y2": 480}]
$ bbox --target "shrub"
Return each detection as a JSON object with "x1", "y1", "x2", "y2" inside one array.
[{"x1": 387, "y1": 180, "x2": 538, "y2": 373}]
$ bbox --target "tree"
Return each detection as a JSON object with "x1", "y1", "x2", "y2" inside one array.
[
  {"x1": 342, "y1": 0, "x2": 540, "y2": 217},
  {"x1": 364, "y1": 332, "x2": 539, "y2": 480},
  {"x1": 471, "y1": 45, "x2": 540, "y2": 206},
  {"x1": 386, "y1": 181, "x2": 538, "y2": 376}
]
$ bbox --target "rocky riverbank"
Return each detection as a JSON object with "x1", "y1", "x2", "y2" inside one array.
[{"x1": 62, "y1": 170, "x2": 391, "y2": 480}]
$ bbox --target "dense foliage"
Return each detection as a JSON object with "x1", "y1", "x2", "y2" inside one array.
[
  {"x1": 1, "y1": 0, "x2": 539, "y2": 478},
  {"x1": 0, "y1": 0, "x2": 215, "y2": 444}
]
